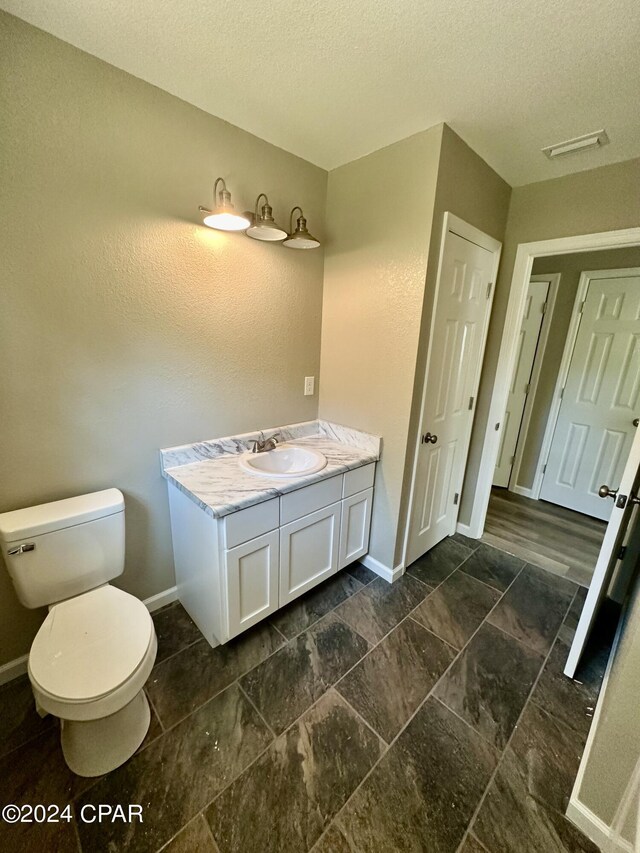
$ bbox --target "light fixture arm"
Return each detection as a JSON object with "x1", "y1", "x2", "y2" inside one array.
[
  {"x1": 255, "y1": 193, "x2": 269, "y2": 220},
  {"x1": 289, "y1": 206, "x2": 304, "y2": 233}
]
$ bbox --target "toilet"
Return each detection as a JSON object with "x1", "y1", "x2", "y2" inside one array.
[{"x1": 0, "y1": 488, "x2": 157, "y2": 777}]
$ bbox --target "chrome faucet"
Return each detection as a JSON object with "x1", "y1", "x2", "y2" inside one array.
[{"x1": 250, "y1": 433, "x2": 281, "y2": 453}]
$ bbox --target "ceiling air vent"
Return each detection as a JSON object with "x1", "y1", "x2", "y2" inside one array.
[{"x1": 542, "y1": 129, "x2": 609, "y2": 159}]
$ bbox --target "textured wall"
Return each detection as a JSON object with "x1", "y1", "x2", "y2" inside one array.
[
  {"x1": 0, "y1": 12, "x2": 326, "y2": 665},
  {"x1": 396, "y1": 125, "x2": 511, "y2": 563},
  {"x1": 513, "y1": 247, "x2": 640, "y2": 489},
  {"x1": 319, "y1": 127, "x2": 442, "y2": 570},
  {"x1": 459, "y1": 157, "x2": 640, "y2": 526}
]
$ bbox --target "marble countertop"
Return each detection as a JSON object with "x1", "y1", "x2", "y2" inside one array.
[{"x1": 161, "y1": 420, "x2": 381, "y2": 519}]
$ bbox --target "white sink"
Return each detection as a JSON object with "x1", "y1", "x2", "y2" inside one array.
[{"x1": 239, "y1": 445, "x2": 327, "y2": 478}]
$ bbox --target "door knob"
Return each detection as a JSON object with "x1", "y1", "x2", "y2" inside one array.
[
  {"x1": 598, "y1": 485, "x2": 618, "y2": 500},
  {"x1": 422, "y1": 432, "x2": 438, "y2": 445},
  {"x1": 634, "y1": 418, "x2": 639, "y2": 427}
]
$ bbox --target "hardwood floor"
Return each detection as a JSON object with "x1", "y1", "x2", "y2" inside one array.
[{"x1": 483, "y1": 488, "x2": 607, "y2": 587}]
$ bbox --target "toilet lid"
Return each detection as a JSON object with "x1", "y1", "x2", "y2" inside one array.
[{"x1": 30, "y1": 586, "x2": 153, "y2": 702}]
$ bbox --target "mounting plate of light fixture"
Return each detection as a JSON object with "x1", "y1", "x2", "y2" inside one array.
[
  {"x1": 283, "y1": 206, "x2": 321, "y2": 249},
  {"x1": 542, "y1": 129, "x2": 609, "y2": 159},
  {"x1": 245, "y1": 194, "x2": 287, "y2": 242},
  {"x1": 199, "y1": 177, "x2": 250, "y2": 231}
]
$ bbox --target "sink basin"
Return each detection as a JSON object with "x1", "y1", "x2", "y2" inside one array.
[{"x1": 239, "y1": 445, "x2": 328, "y2": 478}]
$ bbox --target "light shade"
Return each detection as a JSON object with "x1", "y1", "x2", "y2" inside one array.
[
  {"x1": 246, "y1": 193, "x2": 287, "y2": 242},
  {"x1": 282, "y1": 206, "x2": 321, "y2": 249},
  {"x1": 199, "y1": 177, "x2": 250, "y2": 231}
]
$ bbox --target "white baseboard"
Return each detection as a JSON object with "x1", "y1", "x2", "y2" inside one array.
[
  {"x1": 455, "y1": 522, "x2": 481, "y2": 540},
  {"x1": 143, "y1": 585, "x2": 178, "y2": 612},
  {"x1": 0, "y1": 585, "x2": 179, "y2": 687},
  {"x1": 360, "y1": 554, "x2": 405, "y2": 583},
  {"x1": 511, "y1": 484, "x2": 535, "y2": 499},
  {"x1": 566, "y1": 799, "x2": 633, "y2": 853},
  {"x1": 0, "y1": 654, "x2": 29, "y2": 686}
]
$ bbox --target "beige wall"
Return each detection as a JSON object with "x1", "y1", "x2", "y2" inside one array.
[
  {"x1": 459, "y1": 157, "x2": 640, "y2": 525},
  {"x1": 0, "y1": 12, "x2": 327, "y2": 665},
  {"x1": 319, "y1": 127, "x2": 443, "y2": 569},
  {"x1": 514, "y1": 248, "x2": 640, "y2": 489},
  {"x1": 396, "y1": 125, "x2": 511, "y2": 562}
]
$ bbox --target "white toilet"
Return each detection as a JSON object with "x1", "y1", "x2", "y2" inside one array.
[{"x1": 0, "y1": 488, "x2": 157, "y2": 777}]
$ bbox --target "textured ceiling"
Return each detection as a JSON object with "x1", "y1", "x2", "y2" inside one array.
[{"x1": 3, "y1": 0, "x2": 640, "y2": 185}]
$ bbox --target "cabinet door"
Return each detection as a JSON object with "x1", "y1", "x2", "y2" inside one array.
[
  {"x1": 225, "y1": 530, "x2": 279, "y2": 640},
  {"x1": 279, "y1": 502, "x2": 341, "y2": 606},
  {"x1": 339, "y1": 488, "x2": 373, "y2": 569}
]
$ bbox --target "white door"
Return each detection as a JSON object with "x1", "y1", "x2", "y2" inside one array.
[
  {"x1": 279, "y1": 503, "x2": 340, "y2": 605},
  {"x1": 541, "y1": 271, "x2": 640, "y2": 520},
  {"x1": 225, "y1": 530, "x2": 279, "y2": 640},
  {"x1": 406, "y1": 217, "x2": 499, "y2": 566},
  {"x1": 493, "y1": 278, "x2": 550, "y2": 488},
  {"x1": 565, "y1": 423, "x2": 640, "y2": 677}
]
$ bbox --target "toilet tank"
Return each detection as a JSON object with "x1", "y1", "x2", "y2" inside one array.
[{"x1": 0, "y1": 489, "x2": 125, "y2": 608}]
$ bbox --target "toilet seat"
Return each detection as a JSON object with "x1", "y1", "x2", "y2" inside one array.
[{"x1": 29, "y1": 585, "x2": 156, "y2": 719}]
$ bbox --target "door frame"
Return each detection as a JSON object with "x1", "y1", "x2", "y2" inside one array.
[
  {"x1": 465, "y1": 226, "x2": 640, "y2": 540},
  {"x1": 402, "y1": 211, "x2": 502, "y2": 567},
  {"x1": 531, "y1": 267, "x2": 640, "y2": 502},
  {"x1": 508, "y1": 272, "x2": 561, "y2": 496}
]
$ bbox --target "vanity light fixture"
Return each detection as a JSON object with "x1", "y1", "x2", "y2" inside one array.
[
  {"x1": 199, "y1": 177, "x2": 250, "y2": 231},
  {"x1": 282, "y1": 207, "x2": 321, "y2": 250},
  {"x1": 245, "y1": 193, "x2": 287, "y2": 242}
]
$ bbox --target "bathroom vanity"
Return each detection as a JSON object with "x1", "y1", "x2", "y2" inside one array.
[{"x1": 161, "y1": 420, "x2": 380, "y2": 646}]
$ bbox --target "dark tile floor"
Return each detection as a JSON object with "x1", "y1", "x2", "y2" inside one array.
[{"x1": 0, "y1": 542, "x2": 613, "y2": 853}]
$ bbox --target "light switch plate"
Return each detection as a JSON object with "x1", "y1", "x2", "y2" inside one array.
[{"x1": 304, "y1": 376, "x2": 315, "y2": 396}]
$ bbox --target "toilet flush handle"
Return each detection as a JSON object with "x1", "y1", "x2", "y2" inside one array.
[{"x1": 7, "y1": 542, "x2": 35, "y2": 556}]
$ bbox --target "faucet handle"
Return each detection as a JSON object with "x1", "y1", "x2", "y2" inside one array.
[{"x1": 249, "y1": 439, "x2": 260, "y2": 453}]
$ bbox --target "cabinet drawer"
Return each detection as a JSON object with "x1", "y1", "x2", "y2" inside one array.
[
  {"x1": 223, "y1": 498, "x2": 279, "y2": 549},
  {"x1": 343, "y1": 463, "x2": 376, "y2": 498},
  {"x1": 280, "y1": 475, "x2": 342, "y2": 525}
]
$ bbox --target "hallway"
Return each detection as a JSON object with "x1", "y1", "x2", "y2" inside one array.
[{"x1": 483, "y1": 488, "x2": 607, "y2": 587}]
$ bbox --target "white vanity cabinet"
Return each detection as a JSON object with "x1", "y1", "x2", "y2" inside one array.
[{"x1": 168, "y1": 462, "x2": 376, "y2": 645}]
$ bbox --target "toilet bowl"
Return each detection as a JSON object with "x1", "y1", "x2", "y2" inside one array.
[
  {"x1": 0, "y1": 488, "x2": 158, "y2": 777},
  {"x1": 28, "y1": 584, "x2": 157, "y2": 776}
]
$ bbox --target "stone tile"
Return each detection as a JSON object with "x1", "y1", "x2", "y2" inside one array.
[
  {"x1": 160, "y1": 815, "x2": 218, "y2": 853},
  {"x1": 473, "y1": 752, "x2": 599, "y2": 853},
  {"x1": 406, "y1": 537, "x2": 472, "y2": 586},
  {"x1": 312, "y1": 824, "x2": 353, "y2": 853},
  {"x1": 452, "y1": 532, "x2": 481, "y2": 552},
  {"x1": 0, "y1": 673, "x2": 54, "y2": 759},
  {"x1": 336, "y1": 617, "x2": 454, "y2": 742},
  {"x1": 434, "y1": 622, "x2": 543, "y2": 750},
  {"x1": 459, "y1": 835, "x2": 489, "y2": 853},
  {"x1": 206, "y1": 691, "x2": 383, "y2": 853},
  {"x1": 335, "y1": 575, "x2": 429, "y2": 644},
  {"x1": 509, "y1": 700, "x2": 585, "y2": 813},
  {"x1": 488, "y1": 565, "x2": 575, "y2": 655},
  {"x1": 335, "y1": 696, "x2": 498, "y2": 853},
  {"x1": 240, "y1": 613, "x2": 369, "y2": 735},
  {"x1": 75, "y1": 684, "x2": 272, "y2": 853},
  {"x1": 411, "y1": 569, "x2": 501, "y2": 649},
  {"x1": 152, "y1": 602, "x2": 203, "y2": 664},
  {"x1": 147, "y1": 622, "x2": 284, "y2": 728},
  {"x1": 0, "y1": 725, "x2": 92, "y2": 853},
  {"x1": 460, "y1": 543, "x2": 525, "y2": 592},
  {"x1": 344, "y1": 561, "x2": 378, "y2": 586},
  {"x1": 531, "y1": 635, "x2": 605, "y2": 742},
  {"x1": 270, "y1": 572, "x2": 363, "y2": 639}
]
